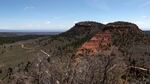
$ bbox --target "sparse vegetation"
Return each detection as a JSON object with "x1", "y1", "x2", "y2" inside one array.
[
  {"x1": 0, "y1": 21, "x2": 150, "y2": 84},
  {"x1": 0, "y1": 35, "x2": 47, "y2": 45}
]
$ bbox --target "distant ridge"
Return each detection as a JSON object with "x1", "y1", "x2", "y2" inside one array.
[
  {"x1": 0, "y1": 29, "x2": 61, "y2": 37},
  {"x1": 0, "y1": 29, "x2": 63, "y2": 32}
]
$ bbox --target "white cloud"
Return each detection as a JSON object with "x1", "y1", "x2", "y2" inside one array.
[
  {"x1": 45, "y1": 21, "x2": 51, "y2": 24},
  {"x1": 24, "y1": 6, "x2": 35, "y2": 10},
  {"x1": 0, "y1": 21, "x2": 70, "y2": 31},
  {"x1": 102, "y1": 21, "x2": 109, "y2": 24},
  {"x1": 133, "y1": 21, "x2": 150, "y2": 30},
  {"x1": 73, "y1": 20, "x2": 80, "y2": 24},
  {"x1": 141, "y1": 15, "x2": 147, "y2": 18}
]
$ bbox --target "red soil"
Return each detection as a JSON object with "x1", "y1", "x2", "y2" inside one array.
[{"x1": 76, "y1": 31, "x2": 112, "y2": 56}]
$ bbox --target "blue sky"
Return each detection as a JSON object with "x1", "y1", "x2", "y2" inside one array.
[{"x1": 0, "y1": 0, "x2": 150, "y2": 31}]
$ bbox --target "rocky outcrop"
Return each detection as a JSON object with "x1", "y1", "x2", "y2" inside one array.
[
  {"x1": 61, "y1": 21, "x2": 105, "y2": 38},
  {"x1": 71, "y1": 21, "x2": 143, "y2": 84},
  {"x1": 69, "y1": 54, "x2": 126, "y2": 84},
  {"x1": 104, "y1": 21, "x2": 142, "y2": 35},
  {"x1": 63, "y1": 21, "x2": 142, "y2": 37},
  {"x1": 76, "y1": 31, "x2": 112, "y2": 56},
  {"x1": 76, "y1": 21, "x2": 143, "y2": 56}
]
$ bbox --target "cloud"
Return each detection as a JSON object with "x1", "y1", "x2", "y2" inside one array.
[
  {"x1": 24, "y1": 6, "x2": 35, "y2": 10},
  {"x1": 45, "y1": 21, "x2": 51, "y2": 24},
  {"x1": 0, "y1": 21, "x2": 70, "y2": 31},
  {"x1": 133, "y1": 21, "x2": 150, "y2": 30},
  {"x1": 141, "y1": 16, "x2": 147, "y2": 18},
  {"x1": 73, "y1": 20, "x2": 80, "y2": 24},
  {"x1": 102, "y1": 21, "x2": 109, "y2": 24}
]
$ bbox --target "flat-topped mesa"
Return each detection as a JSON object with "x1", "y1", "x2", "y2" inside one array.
[
  {"x1": 75, "y1": 21, "x2": 103, "y2": 27},
  {"x1": 73, "y1": 21, "x2": 144, "y2": 57},
  {"x1": 61, "y1": 21, "x2": 105, "y2": 38},
  {"x1": 76, "y1": 31, "x2": 112, "y2": 56},
  {"x1": 73, "y1": 21, "x2": 105, "y2": 33},
  {"x1": 104, "y1": 21, "x2": 143, "y2": 34}
]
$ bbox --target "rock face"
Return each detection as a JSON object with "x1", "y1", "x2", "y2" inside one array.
[
  {"x1": 71, "y1": 21, "x2": 143, "y2": 84},
  {"x1": 104, "y1": 21, "x2": 142, "y2": 35},
  {"x1": 76, "y1": 21, "x2": 143, "y2": 56},
  {"x1": 61, "y1": 21, "x2": 105, "y2": 37},
  {"x1": 76, "y1": 31, "x2": 112, "y2": 56}
]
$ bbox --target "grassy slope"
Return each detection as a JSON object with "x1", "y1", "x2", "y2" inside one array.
[{"x1": 0, "y1": 36, "x2": 46, "y2": 79}]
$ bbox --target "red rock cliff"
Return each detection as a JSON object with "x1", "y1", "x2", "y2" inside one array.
[
  {"x1": 76, "y1": 31, "x2": 112, "y2": 56},
  {"x1": 75, "y1": 21, "x2": 143, "y2": 57}
]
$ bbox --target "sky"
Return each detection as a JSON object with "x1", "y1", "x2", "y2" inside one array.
[{"x1": 0, "y1": 0, "x2": 150, "y2": 31}]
